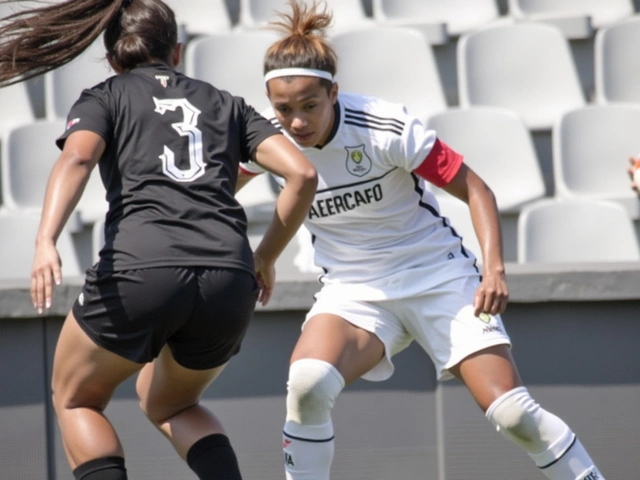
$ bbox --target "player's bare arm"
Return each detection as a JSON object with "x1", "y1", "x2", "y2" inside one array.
[
  {"x1": 250, "y1": 134, "x2": 317, "y2": 305},
  {"x1": 31, "y1": 131, "x2": 104, "y2": 314},
  {"x1": 441, "y1": 164, "x2": 508, "y2": 316}
]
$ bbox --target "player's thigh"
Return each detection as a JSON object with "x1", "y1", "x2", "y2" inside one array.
[
  {"x1": 136, "y1": 345, "x2": 226, "y2": 422},
  {"x1": 293, "y1": 295, "x2": 413, "y2": 385},
  {"x1": 292, "y1": 313, "x2": 384, "y2": 384},
  {"x1": 52, "y1": 311, "x2": 144, "y2": 410},
  {"x1": 449, "y1": 344, "x2": 523, "y2": 411}
]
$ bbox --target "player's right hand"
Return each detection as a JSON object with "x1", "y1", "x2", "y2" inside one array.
[
  {"x1": 31, "y1": 240, "x2": 62, "y2": 315},
  {"x1": 254, "y1": 252, "x2": 276, "y2": 307}
]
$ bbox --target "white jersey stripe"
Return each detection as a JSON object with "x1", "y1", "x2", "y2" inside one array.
[
  {"x1": 316, "y1": 167, "x2": 398, "y2": 194},
  {"x1": 344, "y1": 119, "x2": 403, "y2": 136},
  {"x1": 344, "y1": 107, "x2": 405, "y2": 128}
]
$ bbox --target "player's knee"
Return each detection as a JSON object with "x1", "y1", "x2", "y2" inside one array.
[
  {"x1": 486, "y1": 387, "x2": 543, "y2": 446},
  {"x1": 486, "y1": 386, "x2": 570, "y2": 454},
  {"x1": 140, "y1": 397, "x2": 199, "y2": 427},
  {"x1": 286, "y1": 359, "x2": 345, "y2": 425}
]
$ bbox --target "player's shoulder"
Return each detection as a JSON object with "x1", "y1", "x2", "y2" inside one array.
[
  {"x1": 259, "y1": 105, "x2": 281, "y2": 131},
  {"x1": 338, "y1": 92, "x2": 407, "y2": 137}
]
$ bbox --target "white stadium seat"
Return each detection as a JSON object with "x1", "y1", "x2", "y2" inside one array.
[
  {"x1": 163, "y1": 0, "x2": 232, "y2": 37},
  {"x1": 239, "y1": 0, "x2": 374, "y2": 33},
  {"x1": 427, "y1": 107, "x2": 546, "y2": 212},
  {"x1": 595, "y1": 16, "x2": 640, "y2": 105},
  {"x1": 517, "y1": 198, "x2": 640, "y2": 263},
  {"x1": 0, "y1": 83, "x2": 36, "y2": 136},
  {"x1": 372, "y1": 0, "x2": 501, "y2": 37},
  {"x1": 44, "y1": 37, "x2": 113, "y2": 121},
  {"x1": 185, "y1": 31, "x2": 279, "y2": 114},
  {"x1": 0, "y1": 83, "x2": 37, "y2": 210},
  {"x1": 1, "y1": 120, "x2": 66, "y2": 212},
  {"x1": 332, "y1": 27, "x2": 447, "y2": 124},
  {"x1": 457, "y1": 22, "x2": 586, "y2": 131},
  {"x1": 0, "y1": 211, "x2": 82, "y2": 281},
  {"x1": 235, "y1": 173, "x2": 279, "y2": 223},
  {"x1": 0, "y1": 119, "x2": 105, "y2": 230},
  {"x1": 508, "y1": 0, "x2": 634, "y2": 30},
  {"x1": 553, "y1": 104, "x2": 640, "y2": 219}
]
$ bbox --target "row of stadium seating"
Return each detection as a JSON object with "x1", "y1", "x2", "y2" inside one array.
[
  {"x1": 1, "y1": 194, "x2": 639, "y2": 282},
  {"x1": 1, "y1": 1, "x2": 640, "y2": 281},
  {"x1": 1, "y1": 0, "x2": 639, "y2": 120},
  {"x1": 1, "y1": 103, "x2": 637, "y2": 227},
  {"x1": 3, "y1": 18, "x2": 640, "y2": 187},
  {"x1": 6, "y1": 0, "x2": 633, "y2": 41},
  {"x1": 158, "y1": 0, "x2": 640, "y2": 42}
]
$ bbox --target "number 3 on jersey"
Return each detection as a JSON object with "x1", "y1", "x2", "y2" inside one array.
[{"x1": 153, "y1": 97, "x2": 205, "y2": 182}]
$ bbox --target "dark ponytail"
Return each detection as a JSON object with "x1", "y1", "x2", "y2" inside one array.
[{"x1": 0, "y1": 0, "x2": 177, "y2": 87}]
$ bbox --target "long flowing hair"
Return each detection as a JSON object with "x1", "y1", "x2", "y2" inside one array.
[{"x1": 0, "y1": 0, "x2": 177, "y2": 86}]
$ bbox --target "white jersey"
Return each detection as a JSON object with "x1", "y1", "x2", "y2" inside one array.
[{"x1": 241, "y1": 93, "x2": 479, "y2": 300}]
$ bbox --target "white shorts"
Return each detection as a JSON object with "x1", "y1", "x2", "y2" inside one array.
[{"x1": 304, "y1": 275, "x2": 511, "y2": 382}]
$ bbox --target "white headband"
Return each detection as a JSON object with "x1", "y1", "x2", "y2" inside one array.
[{"x1": 264, "y1": 68, "x2": 334, "y2": 84}]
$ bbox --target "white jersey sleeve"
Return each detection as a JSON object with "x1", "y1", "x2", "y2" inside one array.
[
  {"x1": 382, "y1": 103, "x2": 463, "y2": 188},
  {"x1": 382, "y1": 105, "x2": 439, "y2": 172}
]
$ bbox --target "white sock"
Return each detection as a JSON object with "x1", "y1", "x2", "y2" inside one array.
[
  {"x1": 283, "y1": 420, "x2": 334, "y2": 480},
  {"x1": 486, "y1": 387, "x2": 606, "y2": 480},
  {"x1": 534, "y1": 437, "x2": 605, "y2": 480},
  {"x1": 282, "y1": 359, "x2": 345, "y2": 480}
]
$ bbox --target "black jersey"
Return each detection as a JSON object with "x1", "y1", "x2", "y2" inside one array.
[{"x1": 58, "y1": 64, "x2": 279, "y2": 274}]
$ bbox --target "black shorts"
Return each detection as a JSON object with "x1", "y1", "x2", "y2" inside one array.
[{"x1": 72, "y1": 266, "x2": 259, "y2": 370}]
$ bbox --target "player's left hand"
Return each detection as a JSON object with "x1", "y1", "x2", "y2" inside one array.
[
  {"x1": 254, "y1": 252, "x2": 276, "y2": 307},
  {"x1": 31, "y1": 240, "x2": 62, "y2": 315},
  {"x1": 473, "y1": 267, "x2": 509, "y2": 317}
]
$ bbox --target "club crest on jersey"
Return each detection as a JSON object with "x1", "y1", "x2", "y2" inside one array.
[
  {"x1": 345, "y1": 145, "x2": 372, "y2": 177},
  {"x1": 478, "y1": 312, "x2": 492, "y2": 323},
  {"x1": 155, "y1": 74, "x2": 170, "y2": 88}
]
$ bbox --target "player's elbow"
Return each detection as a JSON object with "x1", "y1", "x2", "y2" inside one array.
[{"x1": 289, "y1": 163, "x2": 318, "y2": 192}]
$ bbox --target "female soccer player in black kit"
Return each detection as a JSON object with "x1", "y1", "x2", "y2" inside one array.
[{"x1": 0, "y1": 1, "x2": 317, "y2": 479}]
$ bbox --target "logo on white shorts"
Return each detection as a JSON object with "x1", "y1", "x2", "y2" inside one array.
[{"x1": 478, "y1": 312, "x2": 502, "y2": 334}]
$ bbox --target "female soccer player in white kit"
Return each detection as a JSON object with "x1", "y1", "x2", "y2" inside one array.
[{"x1": 237, "y1": 2, "x2": 605, "y2": 479}]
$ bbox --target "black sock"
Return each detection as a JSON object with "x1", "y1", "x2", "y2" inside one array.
[
  {"x1": 186, "y1": 433, "x2": 243, "y2": 480},
  {"x1": 72, "y1": 456, "x2": 127, "y2": 480}
]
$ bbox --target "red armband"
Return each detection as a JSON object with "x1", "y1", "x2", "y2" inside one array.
[
  {"x1": 239, "y1": 163, "x2": 262, "y2": 176},
  {"x1": 413, "y1": 138, "x2": 463, "y2": 187}
]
